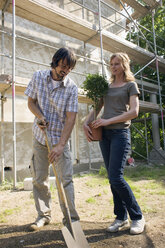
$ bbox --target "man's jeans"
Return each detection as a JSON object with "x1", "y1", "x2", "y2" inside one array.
[
  {"x1": 30, "y1": 138, "x2": 79, "y2": 222},
  {"x1": 99, "y1": 128, "x2": 142, "y2": 221}
]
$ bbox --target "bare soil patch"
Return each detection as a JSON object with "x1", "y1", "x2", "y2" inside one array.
[{"x1": 0, "y1": 173, "x2": 165, "y2": 248}]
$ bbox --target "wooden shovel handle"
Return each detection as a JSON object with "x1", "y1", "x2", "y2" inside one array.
[{"x1": 44, "y1": 128, "x2": 74, "y2": 237}]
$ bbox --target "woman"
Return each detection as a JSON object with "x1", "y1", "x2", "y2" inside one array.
[{"x1": 83, "y1": 52, "x2": 145, "y2": 235}]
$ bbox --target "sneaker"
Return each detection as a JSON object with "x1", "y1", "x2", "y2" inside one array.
[
  {"x1": 130, "y1": 216, "x2": 145, "y2": 235},
  {"x1": 106, "y1": 219, "x2": 129, "y2": 233},
  {"x1": 29, "y1": 217, "x2": 50, "y2": 231}
]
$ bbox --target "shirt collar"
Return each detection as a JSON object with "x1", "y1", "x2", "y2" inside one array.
[
  {"x1": 46, "y1": 70, "x2": 69, "y2": 89},
  {"x1": 63, "y1": 77, "x2": 68, "y2": 87},
  {"x1": 47, "y1": 70, "x2": 68, "y2": 87}
]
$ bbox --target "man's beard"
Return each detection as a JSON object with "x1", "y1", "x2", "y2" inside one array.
[{"x1": 54, "y1": 68, "x2": 66, "y2": 80}]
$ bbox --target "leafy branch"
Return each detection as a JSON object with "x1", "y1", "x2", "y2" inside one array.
[{"x1": 82, "y1": 74, "x2": 109, "y2": 120}]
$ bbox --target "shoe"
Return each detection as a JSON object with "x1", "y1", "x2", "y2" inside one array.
[
  {"x1": 106, "y1": 219, "x2": 129, "y2": 233},
  {"x1": 130, "y1": 216, "x2": 145, "y2": 234},
  {"x1": 29, "y1": 217, "x2": 50, "y2": 231}
]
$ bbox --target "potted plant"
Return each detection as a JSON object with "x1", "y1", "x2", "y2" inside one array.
[{"x1": 82, "y1": 73, "x2": 109, "y2": 141}]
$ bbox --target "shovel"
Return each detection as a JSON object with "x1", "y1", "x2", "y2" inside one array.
[{"x1": 43, "y1": 128, "x2": 90, "y2": 248}]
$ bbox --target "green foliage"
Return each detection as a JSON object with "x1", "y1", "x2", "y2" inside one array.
[
  {"x1": 127, "y1": 0, "x2": 165, "y2": 89},
  {"x1": 0, "y1": 180, "x2": 13, "y2": 190},
  {"x1": 82, "y1": 73, "x2": 109, "y2": 118},
  {"x1": 86, "y1": 197, "x2": 96, "y2": 204},
  {"x1": 0, "y1": 207, "x2": 21, "y2": 223},
  {"x1": 0, "y1": 180, "x2": 23, "y2": 191},
  {"x1": 124, "y1": 165, "x2": 165, "y2": 181},
  {"x1": 126, "y1": 2, "x2": 165, "y2": 157},
  {"x1": 128, "y1": 1, "x2": 165, "y2": 57},
  {"x1": 97, "y1": 163, "x2": 165, "y2": 182},
  {"x1": 99, "y1": 166, "x2": 108, "y2": 177},
  {"x1": 85, "y1": 175, "x2": 109, "y2": 187},
  {"x1": 131, "y1": 115, "x2": 154, "y2": 159}
]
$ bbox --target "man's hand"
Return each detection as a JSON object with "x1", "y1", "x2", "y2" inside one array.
[
  {"x1": 37, "y1": 118, "x2": 49, "y2": 130},
  {"x1": 48, "y1": 144, "x2": 64, "y2": 163}
]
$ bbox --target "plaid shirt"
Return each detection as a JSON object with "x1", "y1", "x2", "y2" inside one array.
[{"x1": 25, "y1": 69, "x2": 78, "y2": 145}]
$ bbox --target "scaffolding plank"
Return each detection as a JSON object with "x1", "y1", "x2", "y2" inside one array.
[
  {"x1": 130, "y1": 11, "x2": 145, "y2": 21},
  {"x1": 139, "y1": 100, "x2": 160, "y2": 113},
  {"x1": 0, "y1": 82, "x2": 11, "y2": 93},
  {"x1": 0, "y1": 74, "x2": 11, "y2": 93},
  {"x1": 0, "y1": 0, "x2": 97, "y2": 41},
  {"x1": 0, "y1": 82, "x2": 27, "y2": 96},
  {"x1": 91, "y1": 30, "x2": 165, "y2": 72},
  {"x1": 0, "y1": 75, "x2": 28, "y2": 95},
  {"x1": 1, "y1": 0, "x2": 165, "y2": 73},
  {"x1": 127, "y1": 0, "x2": 161, "y2": 21},
  {"x1": 136, "y1": 79, "x2": 161, "y2": 91},
  {"x1": 0, "y1": 74, "x2": 160, "y2": 113},
  {"x1": 0, "y1": 0, "x2": 6, "y2": 9},
  {"x1": 122, "y1": 0, "x2": 149, "y2": 15},
  {"x1": 142, "y1": 0, "x2": 161, "y2": 8},
  {"x1": 78, "y1": 95, "x2": 160, "y2": 113}
]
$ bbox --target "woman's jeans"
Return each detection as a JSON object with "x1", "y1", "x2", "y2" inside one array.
[{"x1": 99, "y1": 128, "x2": 142, "y2": 221}]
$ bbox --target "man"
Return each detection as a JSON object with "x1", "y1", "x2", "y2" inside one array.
[{"x1": 25, "y1": 47, "x2": 79, "y2": 231}]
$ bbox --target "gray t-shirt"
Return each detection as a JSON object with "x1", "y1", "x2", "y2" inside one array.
[{"x1": 102, "y1": 81, "x2": 140, "y2": 129}]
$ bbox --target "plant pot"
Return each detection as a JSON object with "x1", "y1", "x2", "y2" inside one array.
[{"x1": 88, "y1": 123, "x2": 102, "y2": 141}]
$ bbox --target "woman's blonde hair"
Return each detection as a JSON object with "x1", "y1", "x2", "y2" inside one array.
[{"x1": 110, "y1": 52, "x2": 135, "y2": 83}]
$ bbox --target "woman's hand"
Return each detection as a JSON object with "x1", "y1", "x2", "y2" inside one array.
[
  {"x1": 83, "y1": 123, "x2": 93, "y2": 142},
  {"x1": 91, "y1": 118, "x2": 109, "y2": 128}
]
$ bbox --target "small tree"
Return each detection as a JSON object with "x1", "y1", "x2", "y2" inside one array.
[{"x1": 82, "y1": 73, "x2": 109, "y2": 120}]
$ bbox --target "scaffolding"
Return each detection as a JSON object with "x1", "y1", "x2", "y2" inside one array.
[{"x1": 0, "y1": 0, "x2": 165, "y2": 186}]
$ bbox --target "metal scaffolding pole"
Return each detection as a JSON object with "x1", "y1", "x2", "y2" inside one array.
[
  {"x1": 134, "y1": 58, "x2": 156, "y2": 77},
  {"x1": 82, "y1": 0, "x2": 85, "y2": 19},
  {"x1": 98, "y1": 0, "x2": 104, "y2": 75},
  {"x1": 1, "y1": 9, "x2": 5, "y2": 183},
  {"x1": 12, "y1": 0, "x2": 17, "y2": 188},
  {"x1": 0, "y1": 0, "x2": 164, "y2": 176},
  {"x1": 120, "y1": 0, "x2": 155, "y2": 54},
  {"x1": 1, "y1": 0, "x2": 10, "y2": 183},
  {"x1": 132, "y1": 124, "x2": 165, "y2": 162},
  {"x1": 83, "y1": 41, "x2": 92, "y2": 170},
  {"x1": 137, "y1": 32, "x2": 149, "y2": 163},
  {"x1": 1, "y1": 11, "x2": 5, "y2": 74},
  {"x1": 152, "y1": 9, "x2": 165, "y2": 150},
  {"x1": 1, "y1": 94, "x2": 5, "y2": 182},
  {"x1": 140, "y1": 73, "x2": 149, "y2": 163}
]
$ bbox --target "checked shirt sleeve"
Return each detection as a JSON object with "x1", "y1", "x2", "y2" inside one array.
[{"x1": 24, "y1": 71, "x2": 38, "y2": 99}]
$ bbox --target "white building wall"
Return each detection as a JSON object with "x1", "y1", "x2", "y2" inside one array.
[{"x1": 0, "y1": 0, "x2": 124, "y2": 180}]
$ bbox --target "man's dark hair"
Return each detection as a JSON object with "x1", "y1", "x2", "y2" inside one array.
[{"x1": 51, "y1": 47, "x2": 77, "y2": 69}]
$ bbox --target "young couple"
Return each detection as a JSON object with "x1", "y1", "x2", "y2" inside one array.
[{"x1": 25, "y1": 47, "x2": 145, "y2": 235}]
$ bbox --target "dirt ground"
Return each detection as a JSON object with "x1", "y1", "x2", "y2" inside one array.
[{"x1": 0, "y1": 173, "x2": 165, "y2": 248}]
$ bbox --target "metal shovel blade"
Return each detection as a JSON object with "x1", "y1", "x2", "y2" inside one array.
[
  {"x1": 43, "y1": 128, "x2": 90, "y2": 247},
  {"x1": 62, "y1": 221, "x2": 90, "y2": 248}
]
